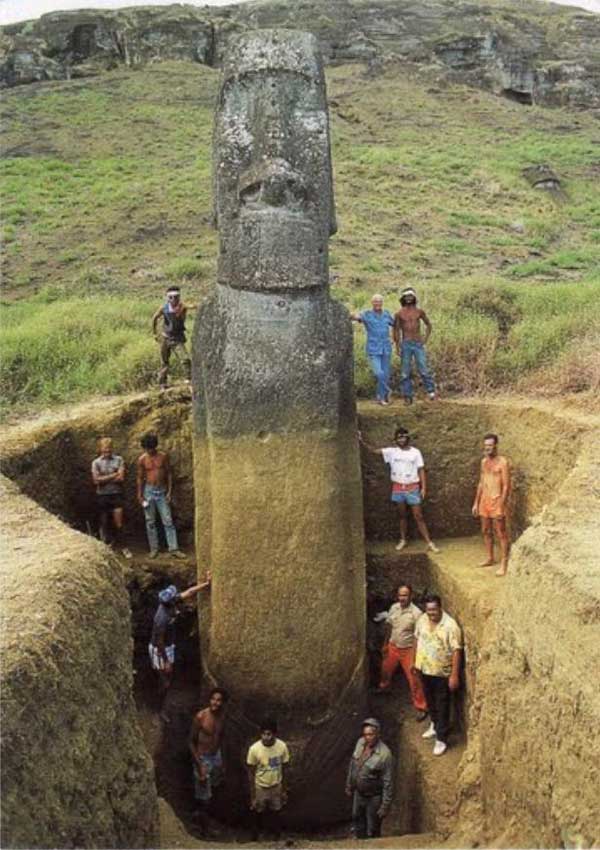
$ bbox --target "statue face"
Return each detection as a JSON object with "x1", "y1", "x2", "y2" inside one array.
[{"x1": 214, "y1": 32, "x2": 336, "y2": 291}]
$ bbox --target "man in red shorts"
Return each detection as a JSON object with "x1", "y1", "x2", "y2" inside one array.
[{"x1": 472, "y1": 433, "x2": 511, "y2": 576}]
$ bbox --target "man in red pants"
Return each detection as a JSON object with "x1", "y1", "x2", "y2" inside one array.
[{"x1": 373, "y1": 584, "x2": 428, "y2": 721}]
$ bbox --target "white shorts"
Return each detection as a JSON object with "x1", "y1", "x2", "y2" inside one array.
[{"x1": 148, "y1": 643, "x2": 175, "y2": 671}]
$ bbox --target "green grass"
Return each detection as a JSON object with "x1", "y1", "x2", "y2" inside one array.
[{"x1": 1, "y1": 60, "x2": 600, "y2": 416}]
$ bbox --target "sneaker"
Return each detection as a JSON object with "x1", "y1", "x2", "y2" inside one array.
[
  {"x1": 121, "y1": 547, "x2": 133, "y2": 559},
  {"x1": 395, "y1": 539, "x2": 407, "y2": 552},
  {"x1": 427, "y1": 542, "x2": 441, "y2": 554},
  {"x1": 433, "y1": 740, "x2": 447, "y2": 756},
  {"x1": 378, "y1": 399, "x2": 389, "y2": 406},
  {"x1": 170, "y1": 549, "x2": 187, "y2": 560},
  {"x1": 148, "y1": 550, "x2": 159, "y2": 560},
  {"x1": 428, "y1": 392, "x2": 437, "y2": 401},
  {"x1": 422, "y1": 722, "x2": 436, "y2": 740}
]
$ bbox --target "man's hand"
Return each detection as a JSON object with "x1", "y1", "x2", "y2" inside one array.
[
  {"x1": 421, "y1": 489, "x2": 427, "y2": 501},
  {"x1": 381, "y1": 642, "x2": 390, "y2": 658},
  {"x1": 377, "y1": 807, "x2": 388, "y2": 820},
  {"x1": 137, "y1": 495, "x2": 145, "y2": 507},
  {"x1": 345, "y1": 786, "x2": 352, "y2": 798},
  {"x1": 448, "y1": 673, "x2": 459, "y2": 692},
  {"x1": 166, "y1": 492, "x2": 172, "y2": 504},
  {"x1": 471, "y1": 504, "x2": 479, "y2": 518}
]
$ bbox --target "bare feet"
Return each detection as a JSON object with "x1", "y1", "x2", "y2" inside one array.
[
  {"x1": 495, "y1": 566, "x2": 507, "y2": 577},
  {"x1": 478, "y1": 560, "x2": 495, "y2": 567}
]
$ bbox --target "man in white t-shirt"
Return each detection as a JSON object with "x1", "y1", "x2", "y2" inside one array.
[{"x1": 360, "y1": 427, "x2": 439, "y2": 552}]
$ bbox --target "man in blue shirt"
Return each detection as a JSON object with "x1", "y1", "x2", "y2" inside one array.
[{"x1": 352, "y1": 294, "x2": 395, "y2": 405}]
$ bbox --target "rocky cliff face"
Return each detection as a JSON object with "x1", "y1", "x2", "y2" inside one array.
[{"x1": 1, "y1": 0, "x2": 599, "y2": 108}]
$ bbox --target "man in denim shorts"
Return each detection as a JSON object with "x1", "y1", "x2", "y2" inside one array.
[{"x1": 359, "y1": 427, "x2": 439, "y2": 553}]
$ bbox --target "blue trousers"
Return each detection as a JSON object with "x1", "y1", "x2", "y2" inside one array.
[
  {"x1": 400, "y1": 341, "x2": 435, "y2": 398},
  {"x1": 368, "y1": 351, "x2": 392, "y2": 401},
  {"x1": 143, "y1": 485, "x2": 179, "y2": 552}
]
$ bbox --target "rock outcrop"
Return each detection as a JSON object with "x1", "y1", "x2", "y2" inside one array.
[
  {"x1": 1, "y1": 0, "x2": 599, "y2": 109},
  {"x1": 0, "y1": 474, "x2": 158, "y2": 849},
  {"x1": 191, "y1": 29, "x2": 366, "y2": 822}
]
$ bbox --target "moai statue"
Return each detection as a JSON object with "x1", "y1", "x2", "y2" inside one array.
[{"x1": 192, "y1": 30, "x2": 366, "y2": 821}]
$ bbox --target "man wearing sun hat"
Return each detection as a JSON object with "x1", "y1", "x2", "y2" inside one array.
[{"x1": 149, "y1": 576, "x2": 211, "y2": 717}]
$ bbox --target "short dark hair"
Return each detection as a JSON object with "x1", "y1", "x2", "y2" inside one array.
[
  {"x1": 398, "y1": 583, "x2": 412, "y2": 594},
  {"x1": 166, "y1": 285, "x2": 181, "y2": 293},
  {"x1": 141, "y1": 432, "x2": 159, "y2": 450},
  {"x1": 483, "y1": 433, "x2": 498, "y2": 444},
  {"x1": 209, "y1": 687, "x2": 229, "y2": 702},
  {"x1": 394, "y1": 426, "x2": 410, "y2": 439},
  {"x1": 260, "y1": 717, "x2": 278, "y2": 734},
  {"x1": 424, "y1": 593, "x2": 442, "y2": 608}
]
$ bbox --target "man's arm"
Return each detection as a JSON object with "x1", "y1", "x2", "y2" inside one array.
[
  {"x1": 449, "y1": 649, "x2": 461, "y2": 692},
  {"x1": 350, "y1": 312, "x2": 363, "y2": 323},
  {"x1": 357, "y1": 431, "x2": 384, "y2": 455},
  {"x1": 420, "y1": 310, "x2": 432, "y2": 343},
  {"x1": 164, "y1": 454, "x2": 173, "y2": 502},
  {"x1": 188, "y1": 714, "x2": 204, "y2": 772},
  {"x1": 392, "y1": 313, "x2": 401, "y2": 348},
  {"x1": 179, "y1": 575, "x2": 211, "y2": 601},
  {"x1": 499, "y1": 458, "x2": 511, "y2": 511},
  {"x1": 151, "y1": 306, "x2": 163, "y2": 338},
  {"x1": 418, "y1": 466, "x2": 427, "y2": 500},
  {"x1": 472, "y1": 461, "x2": 484, "y2": 517},
  {"x1": 91, "y1": 461, "x2": 120, "y2": 486},
  {"x1": 136, "y1": 457, "x2": 145, "y2": 505},
  {"x1": 378, "y1": 751, "x2": 394, "y2": 817}
]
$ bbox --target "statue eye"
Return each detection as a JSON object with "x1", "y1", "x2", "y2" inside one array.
[{"x1": 240, "y1": 182, "x2": 261, "y2": 204}]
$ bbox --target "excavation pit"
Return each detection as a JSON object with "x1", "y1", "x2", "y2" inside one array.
[{"x1": 1, "y1": 389, "x2": 599, "y2": 848}]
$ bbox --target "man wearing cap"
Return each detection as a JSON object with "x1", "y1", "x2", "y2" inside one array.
[
  {"x1": 345, "y1": 717, "x2": 393, "y2": 839},
  {"x1": 393, "y1": 288, "x2": 436, "y2": 404},
  {"x1": 151, "y1": 285, "x2": 192, "y2": 389},
  {"x1": 351, "y1": 294, "x2": 395, "y2": 405},
  {"x1": 149, "y1": 576, "x2": 211, "y2": 717}
]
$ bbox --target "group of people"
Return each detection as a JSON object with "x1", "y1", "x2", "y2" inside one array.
[
  {"x1": 149, "y1": 580, "x2": 461, "y2": 840},
  {"x1": 352, "y1": 287, "x2": 436, "y2": 406}
]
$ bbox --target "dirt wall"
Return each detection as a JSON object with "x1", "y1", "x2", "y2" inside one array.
[
  {"x1": 359, "y1": 400, "x2": 585, "y2": 542},
  {"x1": 459, "y1": 428, "x2": 600, "y2": 848},
  {"x1": 0, "y1": 475, "x2": 158, "y2": 849}
]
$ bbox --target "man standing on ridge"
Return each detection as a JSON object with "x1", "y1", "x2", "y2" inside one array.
[
  {"x1": 351, "y1": 294, "x2": 395, "y2": 405},
  {"x1": 152, "y1": 285, "x2": 192, "y2": 389},
  {"x1": 359, "y1": 426, "x2": 440, "y2": 553},
  {"x1": 393, "y1": 287, "x2": 436, "y2": 404},
  {"x1": 472, "y1": 433, "x2": 511, "y2": 576},
  {"x1": 136, "y1": 431, "x2": 186, "y2": 560},
  {"x1": 373, "y1": 583, "x2": 428, "y2": 720},
  {"x1": 345, "y1": 717, "x2": 393, "y2": 839}
]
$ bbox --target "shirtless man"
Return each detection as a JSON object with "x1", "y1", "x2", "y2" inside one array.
[
  {"x1": 393, "y1": 287, "x2": 436, "y2": 405},
  {"x1": 189, "y1": 688, "x2": 229, "y2": 829},
  {"x1": 136, "y1": 432, "x2": 185, "y2": 559},
  {"x1": 151, "y1": 285, "x2": 192, "y2": 389},
  {"x1": 472, "y1": 433, "x2": 511, "y2": 576}
]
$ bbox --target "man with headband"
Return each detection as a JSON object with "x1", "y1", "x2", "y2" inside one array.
[
  {"x1": 393, "y1": 288, "x2": 436, "y2": 404},
  {"x1": 152, "y1": 285, "x2": 192, "y2": 389}
]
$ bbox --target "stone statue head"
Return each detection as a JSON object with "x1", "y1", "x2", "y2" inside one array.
[{"x1": 213, "y1": 29, "x2": 336, "y2": 291}]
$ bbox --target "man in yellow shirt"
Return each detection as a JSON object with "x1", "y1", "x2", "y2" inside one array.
[
  {"x1": 246, "y1": 718, "x2": 290, "y2": 841},
  {"x1": 414, "y1": 594, "x2": 462, "y2": 757}
]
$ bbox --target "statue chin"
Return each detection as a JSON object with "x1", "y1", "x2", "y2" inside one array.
[{"x1": 219, "y1": 207, "x2": 327, "y2": 291}]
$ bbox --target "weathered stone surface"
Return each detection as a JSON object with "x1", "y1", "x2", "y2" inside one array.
[
  {"x1": 0, "y1": 474, "x2": 158, "y2": 849},
  {"x1": 192, "y1": 29, "x2": 366, "y2": 822},
  {"x1": 1, "y1": 0, "x2": 599, "y2": 109}
]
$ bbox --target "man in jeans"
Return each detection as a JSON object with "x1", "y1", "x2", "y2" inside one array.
[
  {"x1": 351, "y1": 294, "x2": 395, "y2": 405},
  {"x1": 414, "y1": 594, "x2": 462, "y2": 757},
  {"x1": 136, "y1": 432, "x2": 186, "y2": 559},
  {"x1": 393, "y1": 287, "x2": 436, "y2": 404},
  {"x1": 345, "y1": 717, "x2": 393, "y2": 839}
]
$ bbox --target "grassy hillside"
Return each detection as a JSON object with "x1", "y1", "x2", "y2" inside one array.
[{"x1": 1, "y1": 60, "x2": 599, "y2": 417}]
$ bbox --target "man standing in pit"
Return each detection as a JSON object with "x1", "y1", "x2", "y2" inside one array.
[
  {"x1": 351, "y1": 294, "x2": 395, "y2": 405},
  {"x1": 345, "y1": 717, "x2": 393, "y2": 839},
  {"x1": 393, "y1": 287, "x2": 436, "y2": 404},
  {"x1": 247, "y1": 718, "x2": 291, "y2": 841},
  {"x1": 472, "y1": 433, "x2": 511, "y2": 577},
  {"x1": 414, "y1": 594, "x2": 462, "y2": 757},
  {"x1": 373, "y1": 584, "x2": 428, "y2": 720},
  {"x1": 189, "y1": 688, "x2": 229, "y2": 833},
  {"x1": 91, "y1": 436, "x2": 131, "y2": 559},
  {"x1": 359, "y1": 426, "x2": 440, "y2": 553},
  {"x1": 136, "y1": 432, "x2": 186, "y2": 560},
  {"x1": 149, "y1": 577, "x2": 211, "y2": 720},
  {"x1": 152, "y1": 285, "x2": 192, "y2": 389}
]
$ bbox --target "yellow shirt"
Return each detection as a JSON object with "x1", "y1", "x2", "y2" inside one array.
[
  {"x1": 246, "y1": 738, "x2": 290, "y2": 788},
  {"x1": 415, "y1": 611, "x2": 462, "y2": 677}
]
